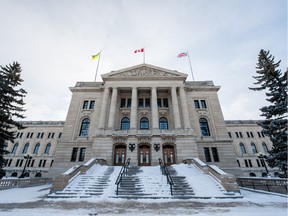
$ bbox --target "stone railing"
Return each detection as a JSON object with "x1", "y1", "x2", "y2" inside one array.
[
  {"x1": 237, "y1": 177, "x2": 288, "y2": 195},
  {"x1": 0, "y1": 178, "x2": 52, "y2": 190},
  {"x1": 50, "y1": 158, "x2": 107, "y2": 193},
  {"x1": 183, "y1": 158, "x2": 240, "y2": 193}
]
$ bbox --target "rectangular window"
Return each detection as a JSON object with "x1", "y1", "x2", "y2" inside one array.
[
  {"x1": 50, "y1": 160, "x2": 54, "y2": 167},
  {"x1": 250, "y1": 132, "x2": 254, "y2": 138},
  {"x1": 257, "y1": 132, "x2": 261, "y2": 138},
  {"x1": 30, "y1": 133, "x2": 33, "y2": 138},
  {"x1": 157, "y1": 98, "x2": 162, "y2": 107},
  {"x1": 26, "y1": 133, "x2": 30, "y2": 138},
  {"x1": 31, "y1": 159, "x2": 35, "y2": 167},
  {"x1": 71, "y1": 148, "x2": 78, "y2": 162},
  {"x1": 79, "y1": 148, "x2": 86, "y2": 162},
  {"x1": 83, "y1": 100, "x2": 89, "y2": 109},
  {"x1": 256, "y1": 159, "x2": 261, "y2": 167},
  {"x1": 51, "y1": 132, "x2": 55, "y2": 139},
  {"x1": 228, "y1": 132, "x2": 232, "y2": 138},
  {"x1": 212, "y1": 147, "x2": 220, "y2": 162},
  {"x1": 194, "y1": 100, "x2": 200, "y2": 109},
  {"x1": 138, "y1": 98, "x2": 144, "y2": 108},
  {"x1": 163, "y1": 98, "x2": 169, "y2": 107},
  {"x1": 37, "y1": 132, "x2": 41, "y2": 139},
  {"x1": 41, "y1": 132, "x2": 44, "y2": 138},
  {"x1": 246, "y1": 132, "x2": 250, "y2": 138},
  {"x1": 16, "y1": 159, "x2": 20, "y2": 167},
  {"x1": 200, "y1": 100, "x2": 207, "y2": 108},
  {"x1": 58, "y1": 133, "x2": 62, "y2": 139},
  {"x1": 235, "y1": 132, "x2": 239, "y2": 138},
  {"x1": 261, "y1": 132, "x2": 265, "y2": 137},
  {"x1": 145, "y1": 98, "x2": 150, "y2": 108},
  {"x1": 27, "y1": 159, "x2": 31, "y2": 167},
  {"x1": 239, "y1": 132, "x2": 243, "y2": 138},
  {"x1": 19, "y1": 133, "x2": 23, "y2": 138},
  {"x1": 248, "y1": 159, "x2": 253, "y2": 167},
  {"x1": 42, "y1": 160, "x2": 46, "y2": 167},
  {"x1": 89, "y1": 100, "x2": 95, "y2": 109},
  {"x1": 127, "y1": 99, "x2": 131, "y2": 108},
  {"x1": 39, "y1": 160, "x2": 42, "y2": 167},
  {"x1": 48, "y1": 133, "x2": 51, "y2": 139},
  {"x1": 19, "y1": 159, "x2": 23, "y2": 167},
  {"x1": 120, "y1": 98, "x2": 126, "y2": 108},
  {"x1": 236, "y1": 160, "x2": 241, "y2": 167},
  {"x1": 204, "y1": 147, "x2": 211, "y2": 162},
  {"x1": 244, "y1": 159, "x2": 249, "y2": 167}
]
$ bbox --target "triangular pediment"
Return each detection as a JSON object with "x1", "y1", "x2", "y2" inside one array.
[{"x1": 101, "y1": 63, "x2": 187, "y2": 82}]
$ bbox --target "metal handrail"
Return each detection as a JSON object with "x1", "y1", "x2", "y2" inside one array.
[
  {"x1": 115, "y1": 158, "x2": 130, "y2": 195},
  {"x1": 158, "y1": 158, "x2": 174, "y2": 195}
]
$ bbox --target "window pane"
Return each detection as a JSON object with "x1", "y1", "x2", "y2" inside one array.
[
  {"x1": 140, "y1": 117, "x2": 149, "y2": 129},
  {"x1": 204, "y1": 147, "x2": 211, "y2": 162},
  {"x1": 251, "y1": 143, "x2": 258, "y2": 154},
  {"x1": 194, "y1": 100, "x2": 200, "y2": 109},
  {"x1": 79, "y1": 148, "x2": 86, "y2": 161},
  {"x1": 159, "y1": 117, "x2": 168, "y2": 130},
  {"x1": 79, "y1": 118, "x2": 90, "y2": 137},
  {"x1": 70, "y1": 148, "x2": 78, "y2": 162},
  {"x1": 127, "y1": 99, "x2": 131, "y2": 108},
  {"x1": 262, "y1": 143, "x2": 269, "y2": 154},
  {"x1": 145, "y1": 98, "x2": 150, "y2": 108},
  {"x1": 22, "y1": 144, "x2": 29, "y2": 154},
  {"x1": 199, "y1": 118, "x2": 210, "y2": 136},
  {"x1": 120, "y1": 99, "x2": 126, "y2": 108},
  {"x1": 33, "y1": 144, "x2": 40, "y2": 154},
  {"x1": 83, "y1": 100, "x2": 89, "y2": 109},
  {"x1": 157, "y1": 99, "x2": 162, "y2": 107},
  {"x1": 239, "y1": 143, "x2": 247, "y2": 154},
  {"x1": 200, "y1": 100, "x2": 207, "y2": 108},
  {"x1": 138, "y1": 98, "x2": 144, "y2": 108},
  {"x1": 89, "y1": 100, "x2": 95, "y2": 109},
  {"x1": 44, "y1": 143, "x2": 51, "y2": 155},
  {"x1": 121, "y1": 117, "x2": 130, "y2": 130},
  {"x1": 12, "y1": 144, "x2": 18, "y2": 154},
  {"x1": 163, "y1": 98, "x2": 168, "y2": 107},
  {"x1": 212, "y1": 147, "x2": 219, "y2": 162}
]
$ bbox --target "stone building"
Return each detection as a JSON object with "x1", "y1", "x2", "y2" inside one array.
[{"x1": 3, "y1": 64, "x2": 275, "y2": 178}]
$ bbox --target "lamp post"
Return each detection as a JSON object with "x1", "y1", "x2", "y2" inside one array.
[
  {"x1": 19, "y1": 154, "x2": 33, "y2": 178},
  {"x1": 257, "y1": 152, "x2": 270, "y2": 177}
]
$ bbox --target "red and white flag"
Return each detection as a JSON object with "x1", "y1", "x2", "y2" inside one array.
[
  {"x1": 134, "y1": 48, "x2": 144, "y2": 53},
  {"x1": 177, "y1": 52, "x2": 187, "y2": 58}
]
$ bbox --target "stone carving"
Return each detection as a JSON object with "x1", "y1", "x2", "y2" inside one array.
[
  {"x1": 113, "y1": 136, "x2": 127, "y2": 144},
  {"x1": 113, "y1": 67, "x2": 177, "y2": 77},
  {"x1": 161, "y1": 135, "x2": 176, "y2": 144},
  {"x1": 137, "y1": 136, "x2": 151, "y2": 144}
]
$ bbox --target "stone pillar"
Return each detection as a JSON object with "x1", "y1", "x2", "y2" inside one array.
[
  {"x1": 179, "y1": 87, "x2": 191, "y2": 129},
  {"x1": 130, "y1": 87, "x2": 138, "y2": 130},
  {"x1": 99, "y1": 87, "x2": 110, "y2": 129},
  {"x1": 171, "y1": 86, "x2": 181, "y2": 129},
  {"x1": 151, "y1": 86, "x2": 159, "y2": 129},
  {"x1": 108, "y1": 87, "x2": 118, "y2": 129}
]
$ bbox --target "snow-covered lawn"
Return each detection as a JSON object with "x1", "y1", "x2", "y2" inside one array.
[{"x1": 0, "y1": 184, "x2": 287, "y2": 216}]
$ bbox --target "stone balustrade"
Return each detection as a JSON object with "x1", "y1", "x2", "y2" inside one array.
[{"x1": 0, "y1": 178, "x2": 52, "y2": 190}]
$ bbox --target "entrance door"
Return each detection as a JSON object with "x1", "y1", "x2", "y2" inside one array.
[
  {"x1": 114, "y1": 144, "x2": 126, "y2": 166},
  {"x1": 138, "y1": 144, "x2": 151, "y2": 166},
  {"x1": 163, "y1": 145, "x2": 175, "y2": 166}
]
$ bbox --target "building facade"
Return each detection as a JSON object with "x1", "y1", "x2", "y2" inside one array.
[{"x1": 3, "y1": 64, "x2": 276, "y2": 178}]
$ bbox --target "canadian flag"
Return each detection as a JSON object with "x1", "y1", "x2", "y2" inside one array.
[{"x1": 134, "y1": 48, "x2": 144, "y2": 53}]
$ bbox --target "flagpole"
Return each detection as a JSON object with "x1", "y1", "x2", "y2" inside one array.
[
  {"x1": 143, "y1": 47, "x2": 145, "y2": 64},
  {"x1": 186, "y1": 51, "x2": 195, "y2": 81},
  {"x1": 94, "y1": 51, "x2": 101, "y2": 82}
]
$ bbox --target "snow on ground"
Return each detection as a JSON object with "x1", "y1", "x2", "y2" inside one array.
[{"x1": 0, "y1": 164, "x2": 287, "y2": 215}]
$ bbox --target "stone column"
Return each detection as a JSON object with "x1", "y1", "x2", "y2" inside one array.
[
  {"x1": 171, "y1": 87, "x2": 181, "y2": 129},
  {"x1": 99, "y1": 87, "x2": 109, "y2": 129},
  {"x1": 130, "y1": 87, "x2": 138, "y2": 130},
  {"x1": 108, "y1": 87, "x2": 118, "y2": 129},
  {"x1": 179, "y1": 87, "x2": 191, "y2": 129},
  {"x1": 151, "y1": 86, "x2": 159, "y2": 129}
]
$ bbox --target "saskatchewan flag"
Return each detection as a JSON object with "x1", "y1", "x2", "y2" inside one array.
[{"x1": 92, "y1": 52, "x2": 100, "y2": 60}]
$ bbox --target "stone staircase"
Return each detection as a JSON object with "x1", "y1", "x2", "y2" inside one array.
[
  {"x1": 167, "y1": 166, "x2": 195, "y2": 198},
  {"x1": 48, "y1": 165, "x2": 115, "y2": 198}
]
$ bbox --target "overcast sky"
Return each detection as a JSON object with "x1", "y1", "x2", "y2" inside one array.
[{"x1": 0, "y1": 0, "x2": 286, "y2": 121}]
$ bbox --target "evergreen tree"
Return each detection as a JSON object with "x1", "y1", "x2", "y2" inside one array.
[
  {"x1": 0, "y1": 62, "x2": 26, "y2": 178},
  {"x1": 249, "y1": 49, "x2": 287, "y2": 178}
]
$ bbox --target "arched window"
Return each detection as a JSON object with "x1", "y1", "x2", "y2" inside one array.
[
  {"x1": 199, "y1": 118, "x2": 210, "y2": 136},
  {"x1": 121, "y1": 117, "x2": 130, "y2": 130},
  {"x1": 12, "y1": 143, "x2": 18, "y2": 154},
  {"x1": 239, "y1": 143, "x2": 247, "y2": 154},
  {"x1": 251, "y1": 143, "x2": 258, "y2": 154},
  {"x1": 140, "y1": 117, "x2": 149, "y2": 129},
  {"x1": 262, "y1": 142, "x2": 269, "y2": 154},
  {"x1": 44, "y1": 143, "x2": 51, "y2": 155},
  {"x1": 79, "y1": 118, "x2": 90, "y2": 137},
  {"x1": 33, "y1": 143, "x2": 40, "y2": 155},
  {"x1": 159, "y1": 117, "x2": 168, "y2": 130},
  {"x1": 22, "y1": 143, "x2": 29, "y2": 154}
]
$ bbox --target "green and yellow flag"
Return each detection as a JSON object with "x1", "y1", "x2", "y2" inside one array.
[{"x1": 92, "y1": 52, "x2": 100, "y2": 60}]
